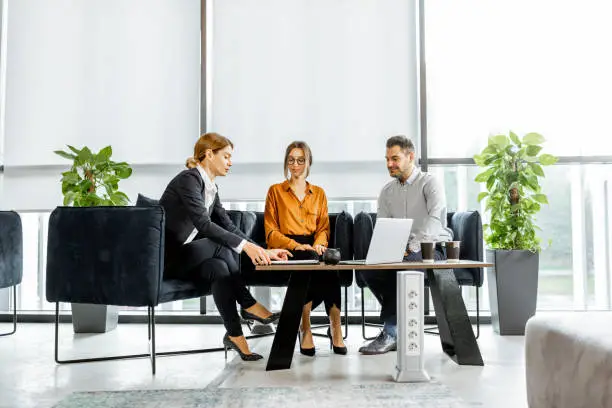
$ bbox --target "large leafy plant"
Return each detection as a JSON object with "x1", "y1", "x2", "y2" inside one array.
[
  {"x1": 473, "y1": 132, "x2": 558, "y2": 251},
  {"x1": 54, "y1": 145, "x2": 133, "y2": 207}
]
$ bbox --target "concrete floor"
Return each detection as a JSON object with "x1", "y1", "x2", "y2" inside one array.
[{"x1": 0, "y1": 322, "x2": 527, "y2": 408}]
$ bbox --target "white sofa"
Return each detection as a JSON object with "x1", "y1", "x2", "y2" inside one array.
[{"x1": 525, "y1": 313, "x2": 612, "y2": 408}]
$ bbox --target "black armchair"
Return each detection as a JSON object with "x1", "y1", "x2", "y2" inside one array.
[
  {"x1": 353, "y1": 210, "x2": 484, "y2": 339},
  {"x1": 0, "y1": 211, "x2": 23, "y2": 337},
  {"x1": 45, "y1": 205, "x2": 252, "y2": 374}
]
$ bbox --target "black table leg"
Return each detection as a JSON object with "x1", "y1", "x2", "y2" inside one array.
[
  {"x1": 426, "y1": 268, "x2": 483, "y2": 366},
  {"x1": 266, "y1": 271, "x2": 311, "y2": 371}
]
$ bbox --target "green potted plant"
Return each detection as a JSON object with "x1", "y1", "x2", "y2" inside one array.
[
  {"x1": 54, "y1": 145, "x2": 133, "y2": 333},
  {"x1": 473, "y1": 131, "x2": 558, "y2": 335}
]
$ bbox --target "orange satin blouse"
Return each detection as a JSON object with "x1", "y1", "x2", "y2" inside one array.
[{"x1": 264, "y1": 180, "x2": 330, "y2": 250}]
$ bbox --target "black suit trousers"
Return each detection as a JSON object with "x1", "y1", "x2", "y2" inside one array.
[
  {"x1": 165, "y1": 237, "x2": 256, "y2": 336},
  {"x1": 288, "y1": 235, "x2": 341, "y2": 315}
]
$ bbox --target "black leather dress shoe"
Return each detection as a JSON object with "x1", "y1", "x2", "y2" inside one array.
[
  {"x1": 240, "y1": 309, "x2": 281, "y2": 325},
  {"x1": 358, "y1": 330, "x2": 397, "y2": 355}
]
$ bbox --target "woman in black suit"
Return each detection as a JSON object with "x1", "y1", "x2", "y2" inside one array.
[{"x1": 159, "y1": 132, "x2": 290, "y2": 361}]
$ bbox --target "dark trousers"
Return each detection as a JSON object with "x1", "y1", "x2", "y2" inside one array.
[
  {"x1": 165, "y1": 238, "x2": 256, "y2": 336},
  {"x1": 359, "y1": 249, "x2": 445, "y2": 326},
  {"x1": 288, "y1": 235, "x2": 341, "y2": 315}
]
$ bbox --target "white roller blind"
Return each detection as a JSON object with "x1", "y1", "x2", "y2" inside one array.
[
  {"x1": 209, "y1": 0, "x2": 417, "y2": 164},
  {"x1": 3, "y1": 0, "x2": 200, "y2": 167},
  {"x1": 426, "y1": 0, "x2": 612, "y2": 158}
]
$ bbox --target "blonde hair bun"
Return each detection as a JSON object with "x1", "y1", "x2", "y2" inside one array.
[{"x1": 185, "y1": 156, "x2": 199, "y2": 169}]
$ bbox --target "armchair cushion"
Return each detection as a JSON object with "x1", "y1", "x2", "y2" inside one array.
[
  {"x1": 45, "y1": 206, "x2": 165, "y2": 307},
  {"x1": 159, "y1": 275, "x2": 212, "y2": 303},
  {"x1": 353, "y1": 211, "x2": 375, "y2": 289},
  {"x1": 330, "y1": 211, "x2": 354, "y2": 287},
  {"x1": 0, "y1": 211, "x2": 23, "y2": 289},
  {"x1": 136, "y1": 194, "x2": 160, "y2": 208}
]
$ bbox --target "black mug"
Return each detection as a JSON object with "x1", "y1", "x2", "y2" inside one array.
[
  {"x1": 322, "y1": 248, "x2": 341, "y2": 265},
  {"x1": 446, "y1": 241, "x2": 461, "y2": 261},
  {"x1": 420, "y1": 241, "x2": 435, "y2": 263}
]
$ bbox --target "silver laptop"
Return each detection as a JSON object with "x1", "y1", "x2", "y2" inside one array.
[{"x1": 340, "y1": 218, "x2": 413, "y2": 265}]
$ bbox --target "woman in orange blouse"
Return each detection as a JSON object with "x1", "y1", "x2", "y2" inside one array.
[{"x1": 264, "y1": 141, "x2": 346, "y2": 356}]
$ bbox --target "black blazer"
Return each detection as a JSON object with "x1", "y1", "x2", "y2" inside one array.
[{"x1": 159, "y1": 168, "x2": 250, "y2": 263}]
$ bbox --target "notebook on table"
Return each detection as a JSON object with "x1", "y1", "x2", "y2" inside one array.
[{"x1": 270, "y1": 259, "x2": 320, "y2": 265}]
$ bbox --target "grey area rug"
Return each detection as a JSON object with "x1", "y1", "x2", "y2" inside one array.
[{"x1": 53, "y1": 383, "x2": 479, "y2": 408}]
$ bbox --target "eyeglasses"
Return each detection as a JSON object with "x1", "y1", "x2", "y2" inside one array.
[{"x1": 287, "y1": 157, "x2": 306, "y2": 165}]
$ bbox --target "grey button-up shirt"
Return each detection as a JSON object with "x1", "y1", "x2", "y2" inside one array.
[{"x1": 377, "y1": 167, "x2": 453, "y2": 253}]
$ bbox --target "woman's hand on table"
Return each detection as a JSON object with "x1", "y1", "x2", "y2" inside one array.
[
  {"x1": 312, "y1": 244, "x2": 326, "y2": 256},
  {"x1": 266, "y1": 249, "x2": 292, "y2": 261},
  {"x1": 244, "y1": 242, "x2": 272, "y2": 265},
  {"x1": 294, "y1": 244, "x2": 315, "y2": 252}
]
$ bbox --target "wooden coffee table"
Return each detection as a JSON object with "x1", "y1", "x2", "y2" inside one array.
[{"x1": 256, "y1": 260, "x2": 492, "y2": 371}]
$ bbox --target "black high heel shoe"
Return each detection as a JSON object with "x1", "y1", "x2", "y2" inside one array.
[
  {"x1": 298, "y1": 330, "x2": 316, "y2": 356},
  {"x1": 327, "y1": 327, "x2": 347, "y2": 355},
  {"x1": 240, "y1": 308, "x2": 281, "y2": 325},
  {"x1": 223, "y1": 333, "x2": 263, "y2": 361}
]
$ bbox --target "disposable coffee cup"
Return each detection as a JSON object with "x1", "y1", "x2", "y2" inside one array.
[
  {"x1": 420, "y1": 241, "x2": 435, "y2": 263},
  {"x1": 446, "y1": 241, "x2": 461, "y2": 262}
]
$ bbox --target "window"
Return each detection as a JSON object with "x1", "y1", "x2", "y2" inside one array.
[{"x1": 425, "y1": 0, "x2": 612, "y2": 158}]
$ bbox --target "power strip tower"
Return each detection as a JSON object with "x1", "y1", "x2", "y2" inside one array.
[{"x1": 394, "y1": 271, "x2": 430, "y2": 382}]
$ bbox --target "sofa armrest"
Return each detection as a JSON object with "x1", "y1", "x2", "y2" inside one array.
[{"x1": 45, "y1": 206, "x2": 165, "y2": 307}]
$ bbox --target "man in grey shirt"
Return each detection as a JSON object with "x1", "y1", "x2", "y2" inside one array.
[{"x1": 359, "y1": 135, "x2": 452, "y2": 355}]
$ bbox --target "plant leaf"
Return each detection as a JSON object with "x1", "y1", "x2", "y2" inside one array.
[
  {"x1": 477, "y1": 192, "x2": 488, "y2": 202},
  {"x1": 115, "y1": 166, "x2": 132, "y2": 179},
  {"x1": 111, "y1": 191, "x2": 130, "y2": 206},
  {"x1": 54, "y1": 150, "x2": 76, "y2": 160},
  {"x1": 66, "y1": 145, "x2": 81, "y2": 155},
  {"x1": 63, "y1": 191, "x2": 77, "y2": 206},
  {"x1": 78, "y1": 147, "x2": 93, "y2": 164},
  {"x1": 473, "y1": 154, "x2": 486, "y2": 167},
  {"x1": 482, "y1": 145, "x2": 497, "y2": 155},
  {"x1": 490, "y1": 134, "x2": 509, "y2": 149},
  {"x1": 523, "y1": 132, "x2": 545, "y2": 145},
  {"x1": 539, "y1": 153, "x2": 558, "y2": 166},
  {"x1": 96, "y1": 146, "x2": 113, "y2": 163},
  {"x1": 530, "y1": 163, "x2": 545, "y2": 177},
  {"x1": 486, "y1": 176, "x2": 496, "y2": 191},
  {"x1": 509, "y1": 131, "x2": 521, "y2": 145},
  {"x1": 475, "y1": 168, "x2": 495, "y2": 183},
  {"x1": 61, "y1": 172, "x2": 80, "y2": 184},
  {"x1": 526, "y1": 145, "x2": 543, "y2": 157},
  {"x1": 533, "y1": 194, "x2": 549, "y2": 204}
]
